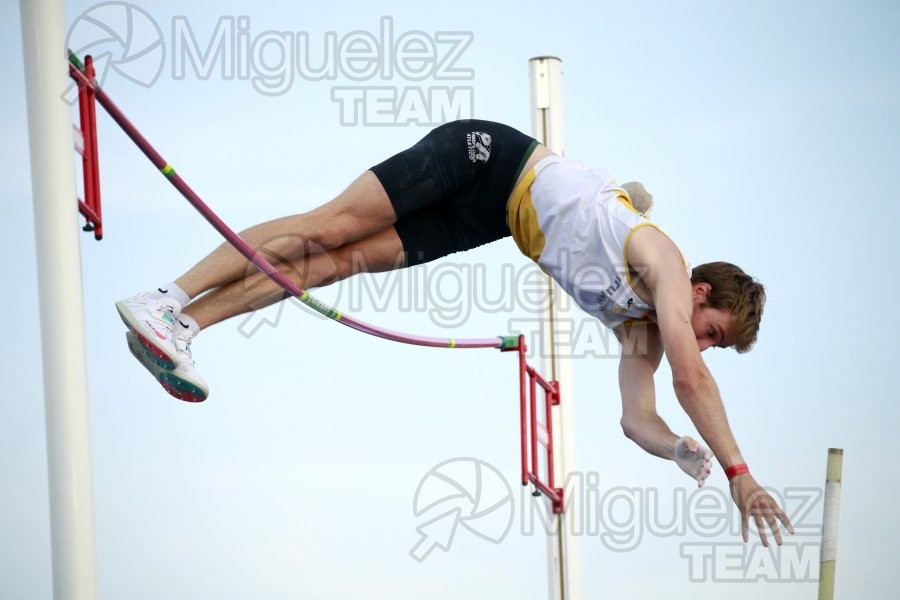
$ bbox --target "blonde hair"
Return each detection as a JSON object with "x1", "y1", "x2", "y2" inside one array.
[{"x1": 691, "y1": 262, "x2": 766, "y2": 353}]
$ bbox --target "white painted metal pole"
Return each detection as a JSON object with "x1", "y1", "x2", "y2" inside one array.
[
  {"x1": 19, "y1": 1, "x2": 98, "y2": 599},
  {"x1": 818, "y1": 448, "x2": 843, "y2": 600},
  {"x1": 530, "y1": 57, "x2": 565, "y2": 156},
  {"x1": 529, "y1": 55, "x2": 581, "y2": 600}
]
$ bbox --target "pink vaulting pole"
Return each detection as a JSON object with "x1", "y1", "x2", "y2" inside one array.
[{"x1": 67, "y1": 54, "x2": 516, "y2": 351}]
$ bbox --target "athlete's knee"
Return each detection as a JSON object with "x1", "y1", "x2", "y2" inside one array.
[
  {"x1": 311, "y1": 221, "x2": 354, "y2": 251},
  {"x1": 257, "y1": 218, "x2": 348, "y2": 256},
  {"x1": 328, "y1": 245, "x2": 360, "y2": 281},
  {"x1": 295, "y1": 247, "x2": 352, "y2": 289}
]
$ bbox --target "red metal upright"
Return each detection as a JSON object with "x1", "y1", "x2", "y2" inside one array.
[
  {"x1": 85, "y1": 56, "x2": 102, "y2": 240},
  {"x1": 73, "y1": 55, "x2": 102, "y2": 240},
  {"x1": 517, "y1": 335, "x2": 528, "y2": 488},
  {"x1": 504, "y1": 335, "x2": 564, "y2": 514}
]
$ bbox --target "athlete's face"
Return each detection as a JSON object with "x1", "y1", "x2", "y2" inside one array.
[{"x1": 690, "y1": 284, "x2": 735, "y2": 352}]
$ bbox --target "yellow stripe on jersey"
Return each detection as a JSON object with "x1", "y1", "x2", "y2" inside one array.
[
  {"x1": 617, "y1": 189, "x2": 640, "y2": 214},
  {"x1": 506, "y1": 168, "x2": 545, "y2": 263},
  {"x1": 622, "y1": 222, "x2": 689, "y2": 288}
]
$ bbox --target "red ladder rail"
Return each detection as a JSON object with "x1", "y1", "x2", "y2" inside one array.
[
  {"x1": 73, "y1": 55, "x2": 102, "y2": 240},
  {"x1": 503, "y1": 335, "x2": 564, "y2": 514}
]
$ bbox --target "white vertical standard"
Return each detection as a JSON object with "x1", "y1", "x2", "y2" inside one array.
[
  {"x1": 529, "y1": 56, "x2": 582, "y2": 600},
  {"x1": 19, "y1": 1, "x2": 98, "y2": 599},
  {"x1": 818, "y1": 448, "x2": 843, "y2": 600}
]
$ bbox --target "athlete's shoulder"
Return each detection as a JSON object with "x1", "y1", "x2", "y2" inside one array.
[{"x1": 625, "y1": 224, "x2": 691, "y2": 280}]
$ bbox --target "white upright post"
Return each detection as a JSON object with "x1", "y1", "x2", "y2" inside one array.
[
  {"x1": 818, "y1": 448, "x2": 844, "y2": 600},
  {"x1": 529, "y1": 56, "x2": 581, "y2": 600},
  {"x1": 19, "y1": 1, "x2": 98, "y2": 599}
]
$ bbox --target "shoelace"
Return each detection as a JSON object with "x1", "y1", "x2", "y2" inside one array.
[{"x1": 173, "y1": 335, "x2": 195, "y2": 367}]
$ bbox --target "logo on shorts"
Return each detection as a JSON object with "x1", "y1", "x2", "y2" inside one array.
[{"x1": 467, "y1": 131, "x2": 492, "y2": 163}]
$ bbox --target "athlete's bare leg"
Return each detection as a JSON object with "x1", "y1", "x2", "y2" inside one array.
[
  {"x1": 181, "y1": 226, "x2": 405, "y2": 329},
  {"x1": 174, "y1": 171, "x2": 396, "y2": 299},
  {"x1": 115, "y1": 172, "x2": 403, "y2": 401}
]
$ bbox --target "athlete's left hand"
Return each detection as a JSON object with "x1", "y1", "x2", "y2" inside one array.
[{"x1": 730, "y1": 473, "x2": 795, "y2": 546}]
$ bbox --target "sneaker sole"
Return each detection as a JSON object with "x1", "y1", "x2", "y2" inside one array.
[
  {"x1": 126, "y1": 332, "x2": 208, "y2": 403},
  {"x1": 116, "y1": 300, "x2": 179, "y2": 370}
]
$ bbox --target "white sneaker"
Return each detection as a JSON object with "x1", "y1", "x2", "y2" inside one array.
[
  {"x1": 125, "y1": 330, "x2": 209, "y2": 402},
  {"x1": 115, "y1": 292, "x2": 181, "y2": 370}
]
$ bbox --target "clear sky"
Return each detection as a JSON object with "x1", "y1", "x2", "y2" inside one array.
[{"x1": 2, "y1": 1, "x2": 899, "y2": 598}]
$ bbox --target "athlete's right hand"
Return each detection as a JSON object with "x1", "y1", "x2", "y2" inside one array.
[{"x1": 674, "y1": 436, "x2": 713, "y2": 487}]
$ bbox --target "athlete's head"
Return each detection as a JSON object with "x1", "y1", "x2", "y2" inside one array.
[{"x1": 689, "y1": 262, "x2": 765, "y2": 353}]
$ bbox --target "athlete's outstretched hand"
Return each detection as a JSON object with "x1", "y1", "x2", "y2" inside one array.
[
  {"x1": 730, "y1": 473, "x2": 795, "y2": 546},
  {"x1": 674, "y1": 436, "x2": 713, "y2": 487}
]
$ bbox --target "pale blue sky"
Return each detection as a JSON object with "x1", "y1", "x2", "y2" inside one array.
[{"x1": 2, "y1": 1, "x2": 899, "y2": 598}]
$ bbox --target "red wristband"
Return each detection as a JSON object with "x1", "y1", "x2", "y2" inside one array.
[{"x1": 725, "y1": 463, "x2": 750, "y2": 480}]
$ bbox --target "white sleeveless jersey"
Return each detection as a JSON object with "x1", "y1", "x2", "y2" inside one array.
[{"x1": 507, "y1": 156, "x2": 690, "y2": 329}]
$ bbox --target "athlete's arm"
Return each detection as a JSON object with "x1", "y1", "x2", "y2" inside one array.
[
  {"x1": 616, "y1": 321, "x2": 713, "y2": 486},
  {"x1": 626, "y1": 226, "x2": 794, "y2": 545},
  {"x1": 616, "y1": 321, "x2": 676, "y2": 456}
]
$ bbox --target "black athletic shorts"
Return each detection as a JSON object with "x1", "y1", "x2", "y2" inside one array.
[{"x1": 370, "y1": 119, "x2": 538, "y2": 266}]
